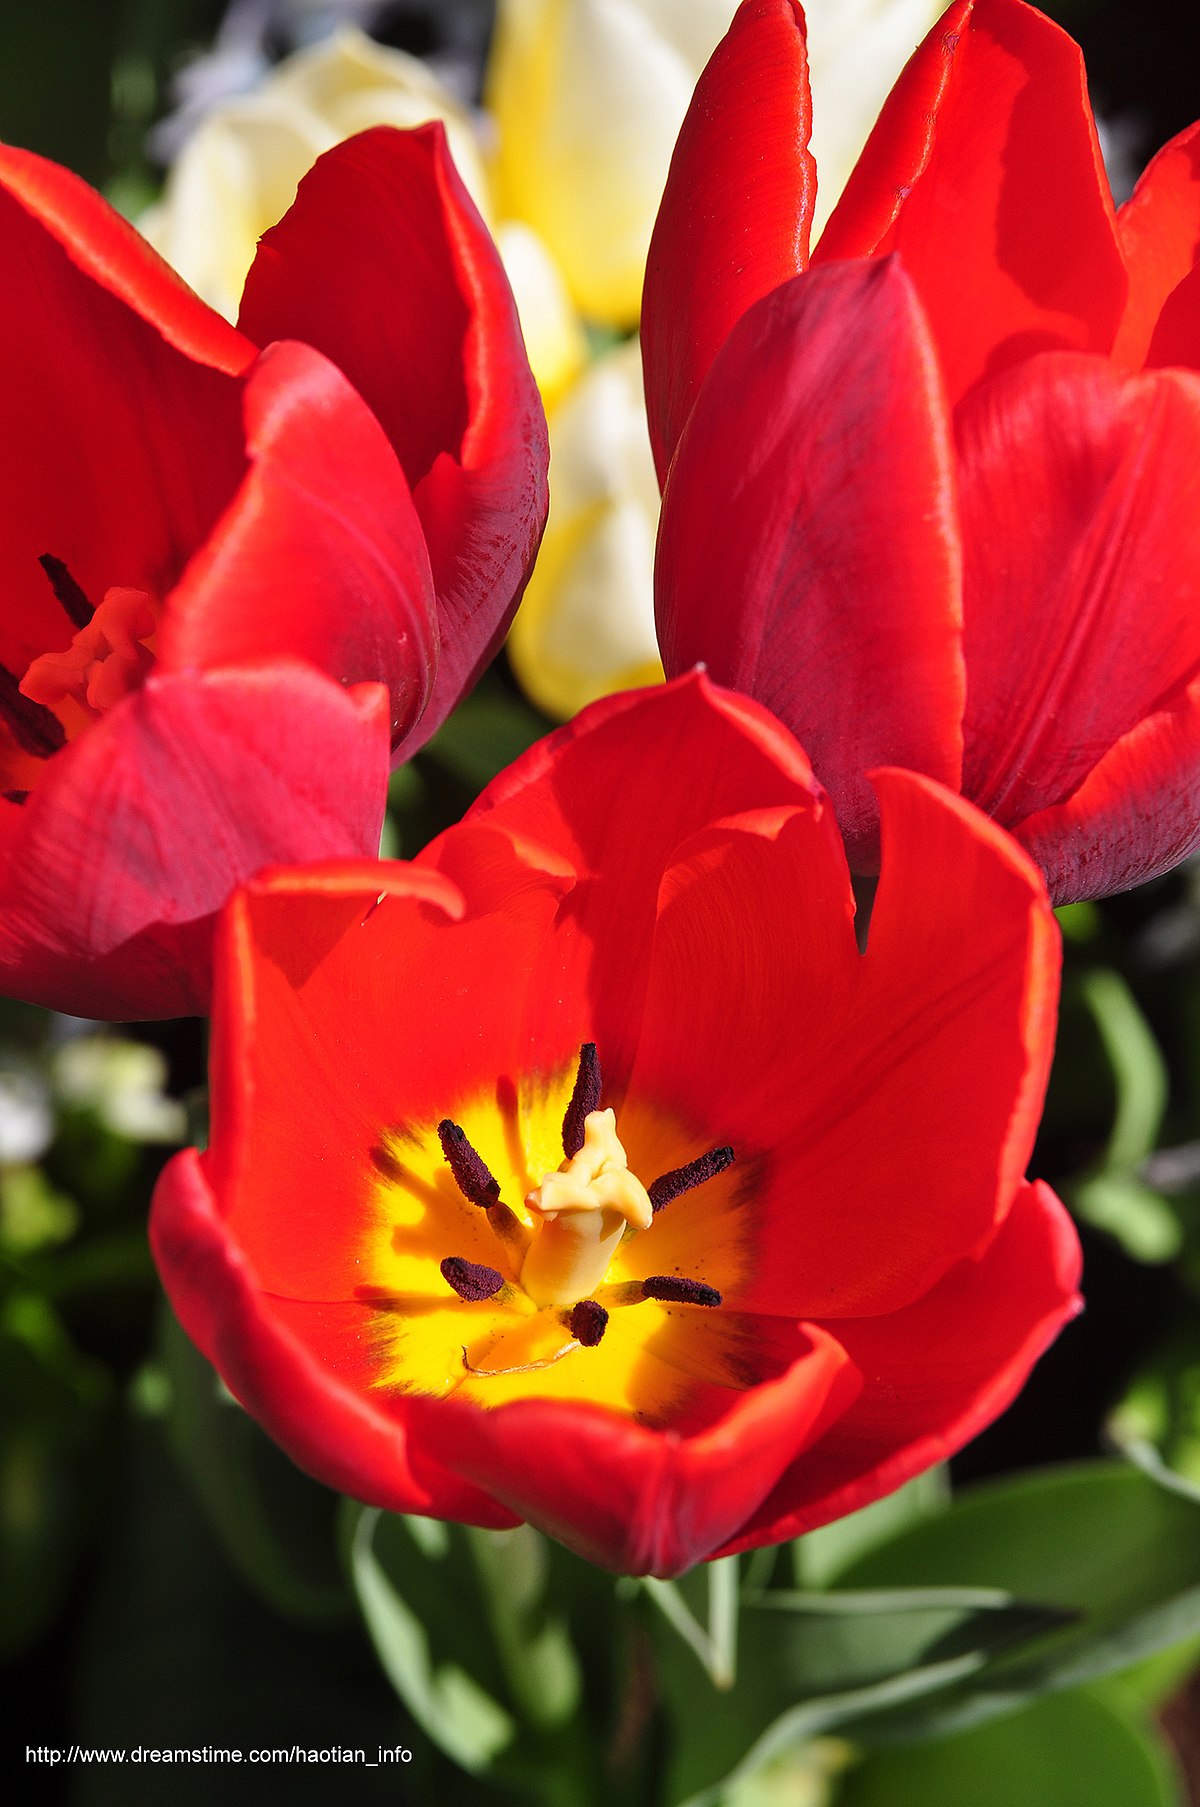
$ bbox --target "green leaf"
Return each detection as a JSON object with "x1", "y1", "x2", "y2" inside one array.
[
  {"x1": 1072, "y1": 1172, "x2": 1182, "y2": 1263},
  {"x1": 424, "y1": 678, "x2": 553, "y2": 791},
  {"x1": 347, "y1": 1508, "x2": 605, "y2": 1805},
  {"x1": 158, "y1": 1305, "x2": 347, "y2": 1622},
  {"x1": 0, "y1": 1163, "x2": 78, "y2": 1255},
  {"x1": 828, "y1": 1459, "x2": 1200, "y2": 1743},
  {"x1": 1069, "y1": 969, "x2": 1177, "y2": 1261},
  {"x1": 466, "y1": 1524, "x2": 583, "y2": 1730},
  {"x1": 1111, "y1": 1326, "x2": 1200, "y2": 1494},
  {"x1": 647, "y1": 1567, "x2": 1067, "y2": 1807},
  {"x1": 347, "y1": 1507, "x2": 516, "y2": 1773},
  {"x1": 794, "y1": 1469, "x2": 949, "y2": 1589},
  {"x1": 1078, "y1": 970, "x2": 1167, "y2": 1169},
  {"x1": 1056, "y1": 902, "x2": 1103, "y2": 945},
  {"x1": 0, "y1": 1294, "x2": 110, "y2": 1658},
  {"x1": 71, "y1": 1410, "x2": 434, "y2": 1807},
  {"x1": 834, "y1": 1687, "x2": 1182, "y2": 1807}
]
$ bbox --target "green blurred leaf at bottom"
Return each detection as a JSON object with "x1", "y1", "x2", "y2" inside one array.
[
  {"x1": 835, "y1": 1687, "x2": 1181, "y2": 1807},
  {"x1": 346, "y1": 1506, "x2": 516, "y2": 1774},
  {"x1": 345, "y1": 1505, "x2": 600, "y2": 1806},
  {"x1": 158, "y1": 1304, "x2": 347, "y2": 1622},
  {"x1": 829, "y1": 1460, "x2": 1200, "y2": 1743},
  {"x1": 647, "y1": 1571, "x2": 1066, "y2": 1807},
  {"x1": 70, "y1": 1408, "x2": 429, "y2": 1807},
  {"x1": 0, "y1": 1294, "x2": 110, "y2": 1659}
]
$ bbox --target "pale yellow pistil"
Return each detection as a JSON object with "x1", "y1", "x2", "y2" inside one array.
[
  {"x1": 519, "y1": 1108, "x2": 653, "y2": 1307},
  {"x1": 21, "y1": 585, "x2": 159, "y2": 721}
]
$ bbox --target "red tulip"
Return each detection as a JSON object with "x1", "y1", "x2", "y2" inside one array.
[
  {"x1": 150, "y1": 674, "x2": 1079, "y2": 1576},
  {"x1": 645, "y1": 0, "x2": 1200, "y2": 903},
  {"x1": 0, "y1": 126, "x2": 547, "y2": 1018}
]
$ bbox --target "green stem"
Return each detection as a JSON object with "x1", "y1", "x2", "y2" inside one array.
[
  {"x1": 643, "y1": 1577, "x2": 714, "y2": 1673},
  {"x1": 644, "y1": 1562, "x2": 740, "y2": 1691},
  {"x1": 708, "y1": 1554, "x2": 739, "y2": 1690}
]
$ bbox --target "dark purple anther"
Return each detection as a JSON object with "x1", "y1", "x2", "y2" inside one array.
[
  {"x1": 649, "y1": 1146, "x2": 735, "y2": 1213},
  {"x1": 568, "y1": 1300, "x2": 609, "y2": 1347},
  {"x1": 0, "y1": 665, "x2": 65, "y2": 759},
  {"x1": 562, "y1": 1041, "x2": 602, "y2": 1158},
  {"x1": 643, "y1": 1276, "x2": 722, "y2": 1308},
  {"x1": 39, "y1": 554, "x2": 94, "y2": 630},
  {"x1": 440, "y1": 1257, "x2": 505, "y2": 1302},
  {"x1": 438, "y1": 1119, "x2": 501, "y2": 1207}
]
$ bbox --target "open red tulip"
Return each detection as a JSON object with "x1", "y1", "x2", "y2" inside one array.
[
  {"x1": 151, "y1": 674, "x2": 1079, "y2": 1576},
  {"x1": 0, "y1": 125, "x2": 547, "y2": 1018},
  {"x1": 645, "y1": 0, "x2": 1200, "y2": 903}
]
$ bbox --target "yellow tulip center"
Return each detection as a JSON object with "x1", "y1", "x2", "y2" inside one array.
[{"x1": 362, "y1": 1044, "x2": 752, "y2": 1422}]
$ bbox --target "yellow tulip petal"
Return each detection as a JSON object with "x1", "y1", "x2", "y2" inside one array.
[
  {"x1": 488, "y1": 0, "x2": 735, "y2": 326},
  {"x1": 143, "y1": 27, "x2": 491, "y2": 318},
  {"x1": 507, "y1": 337, "x2": 663, "y2": 718},
  {"x1": 806, "y1": 0, "x2": 944, "y2": 239},
  {"x1": 496, "y1": 220, "x2": 588, "y2": 405}
]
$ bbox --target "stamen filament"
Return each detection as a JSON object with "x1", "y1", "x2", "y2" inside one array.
[
  {"x1": 461, "y1": 1341, "x2": 581, "y2": 1377},
  {"x1": 485, "y1": 1199, "x2": 533, "y2": 1259}
]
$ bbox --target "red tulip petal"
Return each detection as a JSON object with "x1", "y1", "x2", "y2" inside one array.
[
  {"x1": 956, "y1": 355, "x2": 1200, "y2": 839},
  {"x1": 641, "y1": 0, "x2": 813, "y2": 485},
  {"x1": 0, "y1": 155, "x2": 250, "y2": 678},
  {"x1": 406, "y1": 1322, "x2": 858, "y2": 1575},
  {"x1": 470, "y1": 673, "x2": 824, "y2": 886},
  {"x1": 636, "y1": 767, "x2": 1057, "y2": 1320},
  {"x1": 151, "y1": 1148, "x2": 516, "y2": 1526},
  {"x1": 0, "y1": 144, "x2": 252, "y2": 373},
  {"x1": 1145, "y1": 266, "x2": 1200, "y2": 372},
  {"x1": 157, "y1": 340, "x2": 438, "y2": 753},
  {"x1": 815, "y1": 0, "x2": 1124, "y2": 406},
  {"x1": 719, "y1": 1181, "x2": 1081, "y2": 1553},
  {"x1": 1013, "y1": 679, "x2": 1200, "y2": 903},
  {"x1": 206, "y1": 857, "x2": 590, "y2": 1300},
  {"x1": 398, "y1": 674, "x2": 829, "y2": 1107},
  {"x1": 655, "y1": 260, "x2": 963, "y2": 868},
  {"x1": 1114, "y1": 121, "x2": 1200, "y2": 370},
  {"x1": 0, "y1": 666, "x2": 390, "y2": 1019},
  {"x1": 620, "y1": 800, "x2": 856, "y2": 1159},
  {"x1": 238, "y1": 124, "x2": 549, "y2": 744}
]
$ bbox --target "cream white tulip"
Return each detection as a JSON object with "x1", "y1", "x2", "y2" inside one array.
[
  {"x1": 488, "y1": 0, "x2": 736, "y2": 326},
  {"x1": 141, "y1": 29, "x2": 490, "y2": 322},
  {"x1": 507, "y1": 337, "x2": 663, "y2": 718}
]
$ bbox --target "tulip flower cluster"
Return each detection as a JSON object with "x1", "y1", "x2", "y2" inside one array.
[
  {"x1": 9, "y1": 0, "x2": 1200, "y2": 1582},
  {"x1": 137, "y1": 2, "x2": 945, "y2": 721}
]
